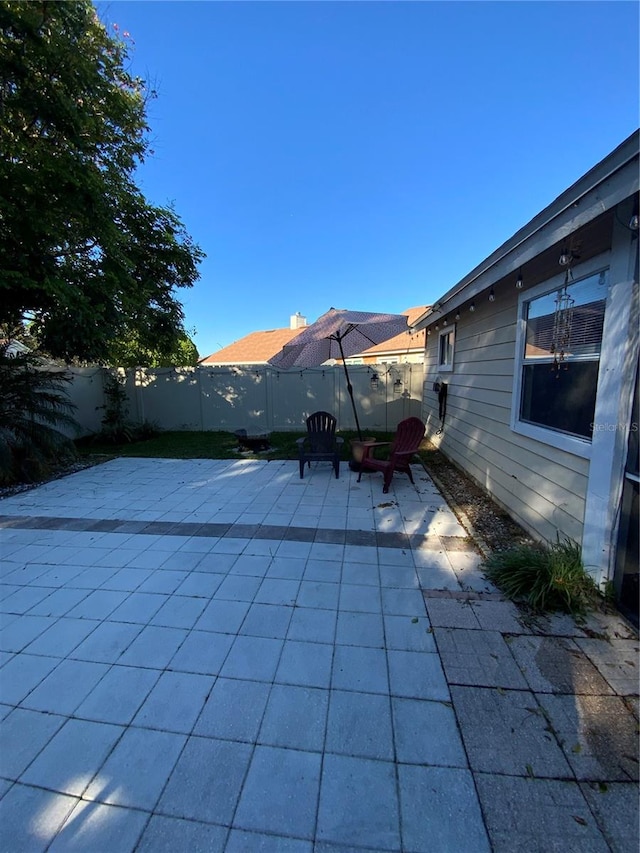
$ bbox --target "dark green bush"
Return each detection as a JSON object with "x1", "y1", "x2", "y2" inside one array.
[
  {"x1": 483, "y1": 538, "x2": 598, "y2": 614},
  {"x1": 0, "y1": 346, "x2": 79, "y2": 485}
]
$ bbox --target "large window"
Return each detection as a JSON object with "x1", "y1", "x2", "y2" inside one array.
[{"x1": 517, "y1": 268, "x2": 608, "y2": 442}]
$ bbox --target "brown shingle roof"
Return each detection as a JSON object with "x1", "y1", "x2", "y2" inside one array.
[
  {"x1": 356, "y1": 306, "x2": 428, "y2": 356},
  {"x1": 200, "y1": 328, "x2": 302, "y2": 365},
  {"x1": 200, "y1": 306, "x2": 430, "y2": 365}
]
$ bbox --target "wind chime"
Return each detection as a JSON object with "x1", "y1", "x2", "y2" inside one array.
[{"x1": 550, "y1": 267, "x2": 575, "y2": 376}]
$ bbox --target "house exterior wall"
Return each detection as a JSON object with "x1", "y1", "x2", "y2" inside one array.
[
  {"x1": 421, "y1": 287, "x2": 591, "y2": 546},
  {"x1": 418, "y1": 132, "x2": 639, "y2": 594},
  {"x1": 361, "y1": 352, "x2": 425, "y2": 365}
]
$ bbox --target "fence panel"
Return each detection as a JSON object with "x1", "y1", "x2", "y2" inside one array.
[
  {"x1": 61, "y1": 367, "x2": 106, "y2": 436},
  {"x1": 269, "y1": 367, "x2": 338, "y2": 430},
  {"x1": 65, "y1": 363, "x2": 424, "y2": 436},
  {"x1": 200, "y1": 367, "x2": 270, "y2": 432},
  {"x1": 133, "y1": 368, "x2": 202, "y2": 430}
]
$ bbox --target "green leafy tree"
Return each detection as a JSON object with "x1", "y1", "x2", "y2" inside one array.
[
  {"x1": 109, "y1": 329, "x2": 200, "y2": 368},
  {"x1": 171, "y1": 333, "x2": 200, "y2": 367},
  {"x1": 0, "y1": 0, "x2": 204, "y2": 364}
]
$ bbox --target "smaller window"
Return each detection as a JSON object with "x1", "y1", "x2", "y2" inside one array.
[{"x1": 438, "y1": 325, "x2": 455, "y2": 372}]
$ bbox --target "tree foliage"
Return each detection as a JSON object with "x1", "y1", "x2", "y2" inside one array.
[
  {"x1": 109, "y1": 329, "x2": 200, "y2": 368},
  {"x1": 0, "y1": 0, "x2": 204, "y2": 364}
]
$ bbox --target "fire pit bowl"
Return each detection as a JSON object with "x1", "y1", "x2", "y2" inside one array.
[{"x1": 233, "y1": 429, "x2": 271, "y2": 452}]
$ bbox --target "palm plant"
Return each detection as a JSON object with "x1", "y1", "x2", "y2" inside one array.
[{"x1": 0, "y1": 344, "x2": 79, "y2": 485}]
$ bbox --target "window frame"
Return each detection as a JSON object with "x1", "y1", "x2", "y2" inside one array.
[
  {"x1": 437, "y1": 323, "x2": 456, "y2": 373},
  {"x1": 510, "y1": 252, "x2": 611, "y2": 459}
]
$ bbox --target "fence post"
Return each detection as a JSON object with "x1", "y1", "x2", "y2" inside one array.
[{"x1": 197, "y1": 367, "x2": 204, "y2": 431}]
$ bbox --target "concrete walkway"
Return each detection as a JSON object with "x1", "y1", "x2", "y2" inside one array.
[{"x1": 0, "y1": 457, "x2": 637, "y2": 852}]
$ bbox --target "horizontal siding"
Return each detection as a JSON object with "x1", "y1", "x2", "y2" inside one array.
[
  {"x1": 458, "y1": 322, "x2": 517, "y2": 350},
  {"x1": 441, "y1": 399, "x2": 588, "y2": 486},
  {"x1": 436, "y1": 421, "x2": 586, "y2": 544},
  {"x1": 441, "y1": 392, "x2": 589, "y2": 477},
  {"x1": 422, "y1": 291, "x2": 589, "y2": 546},
  {"x1": 447, "y1": 415, "x2": 586, "y2": 514},
  {"x1": 454, "y1": 354, "x2": 516, "y2": 376},
  {"x1": 443, "y1": 373, "x2": 515, "y2": 396}
]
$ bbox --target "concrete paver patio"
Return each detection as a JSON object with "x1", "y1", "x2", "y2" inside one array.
[{"x1": 0, "y1": 457, "x2": 637, "y2": 852}]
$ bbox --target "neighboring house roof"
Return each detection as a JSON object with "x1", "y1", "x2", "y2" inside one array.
[
  {"x1": 200, "y1": 328, "x2": 302, "y2": 365},
  {"x1": 200, "y1": 306, "x2": 429, "y2": 366},
  {"x1": 355, "y1": 306, "x2": 429, "y2": 358}
]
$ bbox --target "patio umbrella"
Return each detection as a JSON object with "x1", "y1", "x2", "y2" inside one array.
[{"x1": 268, "y1": 307, "x2": 409, "y2": 440}]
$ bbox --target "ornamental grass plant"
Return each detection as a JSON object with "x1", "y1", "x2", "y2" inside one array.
[{"x1": 483, "y1": 537, "x2": 599, "y2": 615}]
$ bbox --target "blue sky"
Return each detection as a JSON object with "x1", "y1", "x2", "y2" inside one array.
[{"x1": 96, "y1": 1, "x2": 639, "y2": 359}]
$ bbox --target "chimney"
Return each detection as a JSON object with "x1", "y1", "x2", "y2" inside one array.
[{"x1": 290, "y1": 312, "x2": 307, "y2": 330}]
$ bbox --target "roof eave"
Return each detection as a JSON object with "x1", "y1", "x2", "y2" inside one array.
[{"x1": 413, "y1": 130, "x2": 640, "y2": 330}]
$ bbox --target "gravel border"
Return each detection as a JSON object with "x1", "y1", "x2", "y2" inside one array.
[
  {"x1": 418, "y1": 445, "x2": 535, "y2": 555},
  {"x1": 0, "y1": 456, "x2": 113, "y2": 502}
]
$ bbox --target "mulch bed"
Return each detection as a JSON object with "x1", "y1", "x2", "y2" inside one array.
[{"x1": 418, "y1": 440, "x2": 534, "y2": 555}]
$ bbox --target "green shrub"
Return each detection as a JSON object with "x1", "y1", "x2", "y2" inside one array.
[
  {"x1": 483, "y1": 538, "x2": 598, "y2": 615},
  {"x1": 94, "y1": 372, "x2": 160, "y2": 445},
  {"x1": 94, "y1": 372, "x2": 136, "y2": 444}
]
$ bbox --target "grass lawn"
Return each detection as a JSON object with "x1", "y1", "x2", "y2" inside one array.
[{"x1": 76, "y1": 429, "x2": 408, "y2": 462}]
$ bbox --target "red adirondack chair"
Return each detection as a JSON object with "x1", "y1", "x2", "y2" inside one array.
[{"x1": 357, "y1": 416, "x2": 426, "y2": 493}]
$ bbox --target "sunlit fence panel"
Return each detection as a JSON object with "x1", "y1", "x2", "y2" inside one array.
[{"x1": 63, "y1": 364, "x2": 424, "y2": 436}]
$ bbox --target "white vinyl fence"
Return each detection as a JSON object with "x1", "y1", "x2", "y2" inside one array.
[{"x1": 65, "y1": 364, "x2": 424, "y2": 437}]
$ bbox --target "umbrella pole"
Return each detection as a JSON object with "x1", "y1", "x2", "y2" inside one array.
[{"x1": 337, "y1": 335, "x2": 363, "y2": 441}]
